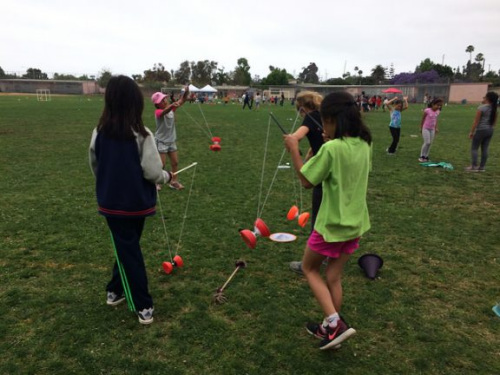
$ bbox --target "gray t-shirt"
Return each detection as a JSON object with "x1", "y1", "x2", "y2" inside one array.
[
  {"x1": 476, "y1": 104, "x2": 493, "y2": 131},
  {"x1": 154, "y1": 109, "x2": 177, "y2": 143}
]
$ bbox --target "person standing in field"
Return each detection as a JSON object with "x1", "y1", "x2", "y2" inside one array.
[
  {"x1": 151, "y1": 87, "x2": 189, "y2": 190},
  {"x1": 382, "y1": 96, "x2": 389, "y2": 112},
  {"x1": 385, "y1": 96, "x2": 408, "y2": 155},
  {"x1": 242, "y1": 92, "x2": 252, "y2": 109},
  {"x1": 466, "y1": 91, "x2": 498, "y2": 172},
  {"x1": 254, "y1": 92, "x2": 261, "y2": 110},
  {"x1": 89, "y1": 75, "x2": 172, "y2": 325},
  {"x1": 284, "y1": 92, "x2": 372, "y2": 350},
  {"x1": 287, "y1": 91, "x2": 325, "y2": 275},
  {"x1": 419, "y1": 98, "x2": 443, "y2": 162}
]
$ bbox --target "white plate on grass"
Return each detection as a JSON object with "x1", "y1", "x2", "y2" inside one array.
[{"x1": 269, "y1": 232, "x2": 297, "y2": 242}]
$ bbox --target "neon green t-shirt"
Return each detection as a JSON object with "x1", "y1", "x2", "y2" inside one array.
[{"x1": 301, "y1": 137, "x2": 371, "y2": 242}]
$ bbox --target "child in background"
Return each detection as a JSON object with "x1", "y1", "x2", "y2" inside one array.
[
  {"x1": 254, "y1": 92, "x2": 261, "y2": 110},
  {"x1": 466, "y1": 91, "x2": 499, "y2": 172},
  {"x1": 386, "y1": 96, "x2": 408, "y2": 154},
  {"x1": 419, "y1": 98, "x2": 443, "y2": 162},
  {"x1": 151, "y1": 87, "x2": 189, "y2": 190},
  {"x1": 283, "y1": 92, "x2": 372, "y2": 350},
  {"x1": 89, "y1": 75, "x2": 172, "y2": 325},
  {"x1": 287, "y1": 91, "x2": 325, "y2": 275}
]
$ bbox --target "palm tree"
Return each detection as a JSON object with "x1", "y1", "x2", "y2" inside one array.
[
  {"x1": 475, "y1": 53, "x2": 485, "y2": 77},
  {"x1": 465, "y1": 45, "x2": 475, "y2": 63}
]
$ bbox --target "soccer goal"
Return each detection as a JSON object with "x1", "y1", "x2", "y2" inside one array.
[{"x1": 36, "y1": 89, "x2": 51, "y2": 101}]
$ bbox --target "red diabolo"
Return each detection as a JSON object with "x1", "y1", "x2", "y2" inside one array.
[
  {"x1": 239, "y1": 218, "x2": 271, "y2": 249},
  {"x1": 210, "y1": 136, "x2": 221, "y2": 151}
]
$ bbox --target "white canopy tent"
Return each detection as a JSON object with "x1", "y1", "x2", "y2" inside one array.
[
  {"x1": 188, "y1": 84, "x2": 200, "y2": 92},
  {"x1": 200, "y1": 84, "x2": 217, "y2": 93}
]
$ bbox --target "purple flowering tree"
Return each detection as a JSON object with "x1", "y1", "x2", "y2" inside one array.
[{"x1": 391, "y1": 70, "x2": 440, "y2": 84}]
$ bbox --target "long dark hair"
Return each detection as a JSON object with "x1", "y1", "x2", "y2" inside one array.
[
  {"x1": 320, "y1": 92, "x2": 372, "y2": 145},
  {"x1": 97, "y1": 75, "x2": 148, "y2": 139},
  {"x1": 485, "y1": 91, "x2": 499, "y2": 125}
]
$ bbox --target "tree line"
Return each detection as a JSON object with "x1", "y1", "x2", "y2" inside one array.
[{"x1": 1, "y1": 45, "x2": 498, "y2": 88}]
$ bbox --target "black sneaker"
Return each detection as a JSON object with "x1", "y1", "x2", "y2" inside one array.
[
  {"x1": 319, "y1": 319, "x2": 356, "y2": 350},
  {"x1": 106, "y1": 291, "x2": 125, "y2": 306},
  {"x1": 306, "y1": 322, "x2": 342, "y2": 349},
  {"x1": 137, "y1": 307, "x2": 154, "y2": 325},
  {"x1": 306, "y1": 322, "x2": 326, "y2": 339}
]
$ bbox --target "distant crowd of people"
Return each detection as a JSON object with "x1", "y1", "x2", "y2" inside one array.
[{"x1": 241, "y1": 91, "x2": 286, "y2": 110}]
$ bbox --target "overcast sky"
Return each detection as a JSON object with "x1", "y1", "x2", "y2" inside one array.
[{"x1": 2, "y1": 0, "x2": 499, "y2": 80}]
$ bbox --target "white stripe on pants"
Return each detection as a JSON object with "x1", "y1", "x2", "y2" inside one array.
[{"x1": 421, "y1": 128, "x2": 435, "y2": 157}]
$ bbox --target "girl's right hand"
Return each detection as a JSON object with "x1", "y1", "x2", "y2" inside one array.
[{"x1": 283, "y1": 134, "x2": 298, "y2": 152}]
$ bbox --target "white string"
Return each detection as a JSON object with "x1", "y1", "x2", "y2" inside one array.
[
  {"x1": 257, "y1": 111, "x2": 302, "y2": 218},
  {"x1": 298, "y1": 173, "x2": 304, "y2": 211},
  {"x1": 157, "y1": 163, "x2": 198, "y2": 261},
  {"x1": 180, "y1": 107, "x2": 213, "y2": 140},
  {"x1": 174, "y1": 163, "x2": 197, "y2": 255},
  {"x1": 258, "y1": 148, "x2": 287, "y2": 218},
  {"x1": 256, "y1": 116, "x2": 272, "y2": 218},
  {"x1": 291, "y1": 165, "x2": 299, "y2": 207},
  {"x1": 290, "y1": 110, "x2": 306, "y2": 212},
  {"x1": 157, "y1": 191, "x2": 174, "y2": 262},
  {"x1": 197, "y1": 102, "x2": 214, "y2": 138}
]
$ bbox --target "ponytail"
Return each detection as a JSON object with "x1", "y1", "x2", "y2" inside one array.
[{"x1": 485, "y1": 91, "x2": 498, "y2": 125}]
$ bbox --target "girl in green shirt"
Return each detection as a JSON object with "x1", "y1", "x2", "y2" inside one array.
[{"x1": 284, "y1": 92, "x2": 372, "y2": 350}]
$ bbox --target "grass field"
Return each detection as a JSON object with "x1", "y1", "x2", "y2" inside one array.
[{"x1": 0, "y1": 94, "x2": 499, "y2": 375}]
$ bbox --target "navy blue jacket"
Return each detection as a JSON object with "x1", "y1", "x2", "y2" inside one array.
[{"x1": 89, "y1": 128, "x2": 170, "y2": 218}]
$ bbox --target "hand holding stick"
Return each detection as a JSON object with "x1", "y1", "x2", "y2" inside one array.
[{"x1": 171, "y1": 162, "x2": 198, "y2": 176}]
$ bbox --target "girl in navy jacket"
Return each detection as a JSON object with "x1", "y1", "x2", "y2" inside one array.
[{"x1": 89, "y1": 75, "x2": 171, "y2": 324}]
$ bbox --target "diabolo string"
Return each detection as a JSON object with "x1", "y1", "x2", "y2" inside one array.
[
  {"x1": 156, "y1": 163, "x2": 198, "y2": 262},
  {"x1": 256, "y1": 111, "x2": 302, "y2": 218}
]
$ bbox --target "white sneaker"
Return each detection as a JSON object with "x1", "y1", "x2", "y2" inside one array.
[
  {"x1": 137, "y1": 307, "x2": 154, "y2": 325},
  {"x1": 106, "y1": 291, "x2": 125, "y2": 306}
]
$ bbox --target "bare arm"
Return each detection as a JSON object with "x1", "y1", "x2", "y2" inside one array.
[
  {"x1": 159, "y1": 102, "x2": 179, "y2": 116},
  {"x1": 420, "y1": 111, "x2": 426, "y2": 129},
  {"x1": 291, "y1": 125, "x2": 309, "y2": 141},
  {"x1": 469, "y1": 110, "x2": 482, "y2": 138},
  {"x1": 401, "y1": 97, "x2": 409, "y2": 111},
  {"x1": 177, "y1": 85, "x2": 190, "y2": 105},
  {"x1": 283, "y1": 134, "x2": 314, "y2": 188},
  {"x1": 386, "y1": 97, "x2": 398, "y2": 111}
]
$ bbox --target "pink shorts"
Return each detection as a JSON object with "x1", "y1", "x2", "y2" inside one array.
[{"x1": 307, "y1": 230, "x2": 360, "y2": 258}]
